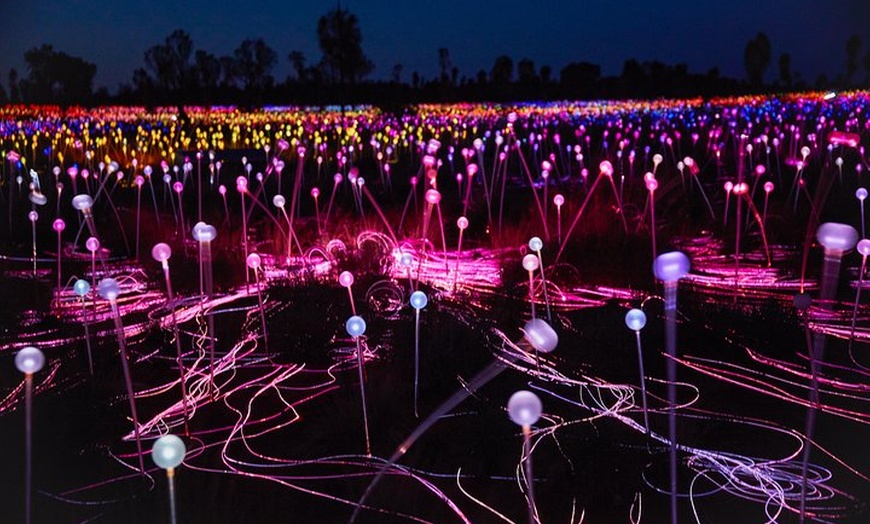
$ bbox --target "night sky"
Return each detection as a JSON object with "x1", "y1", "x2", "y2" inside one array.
[{"x1": 1, "y1": 0, "x2": 868, "y2": 93}]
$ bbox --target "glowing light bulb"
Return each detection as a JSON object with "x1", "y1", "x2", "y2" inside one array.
[
  {"x1": 15, "y1": 346, "x2": 45, "y2": 374},
  {"x1": 508, "y1": 390, "x2": 542, "y2": 426},
  {"x1": 72, "y1": 194, "x2": 94, "y2": 211},
  {"x1": 339, "y1": 271, "x2": 354, "y2": 288},
  {"x1": 522, "y1": 254, "x2": 539, "y2": 272},
  {"x1": 410, "y1": 291, "x2": 428, "y2": 310},
  {"x1": 98, "y1": 278, "x2": 121, "y2": 301},
  {"x1": 192, "y1": 223, "x2": 217, "y2": 242},
  {"x1": 86, "y1": 237, "x2": 100, "y2": 252},
  {"x1": 73, "y1": 279, "x2": 90, "y2": 297},
  {"x1": 523, "y1": 318, "x2": 557, "y2": 353},
  {"x1": 654, "y1": 251, "x2": 690, "y2": 282},
  {"x1": 152, "y1": 434, "x2": 186, "y2": 470},
  {"x1": 346, "y1": 315, "x2": 366, "y2": 338},
  {"x1": 625, "y1": 309, "x2": 647, "y2": 331},
  {"x1": 816, "y1": 223, "x2": 858, "y2": 252}
]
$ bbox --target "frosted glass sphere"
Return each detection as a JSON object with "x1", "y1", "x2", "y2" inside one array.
[
  {"x1": 653, "y1": 153, "x2": 663, "y2": 165},
  {"x1": 98, "y1": 278, "x2": 120, "y2": 301},
  {"x1": 28, "y1": 210, "x2": 38, "y2": 222},
  {"x1": 272, "y1": 195, "x2": 286, "y2": 208},
  {"x1": 72, "y1": 194, "x2": 93, "y2": 211},
  {"x1": 528, "y1": 237, "x2": 543, "y2": 252},
  {"x1": 764, "y1": 181, "x2": 775, "y2": 193},
  {"x1": 816, "y1": 223, "x2": 858, "y2": 252},
  {"x1": 857, "y1": 188, "x2": 868, "y2": 201},
  {"x1": 523, "y1": 318, "x2": 558, "y2": 353},
  {"x1": 15, "y1": 346, "x2": 45, "y2": 374},
  {"x1": 522, "y1": 254, "x2": 539, "y2": 272},
  {"x1": 457, "y1": 216, "x2": 469, "y2": 230},
  {"x1": 625, "y1": 308, "x2": 647, "y2": 331},
  {"x1": 858, "y1": 239, "x2": 870, "y2": 257},
  {"x1": 86, "y1": 237, "x2": 100, "y2": 252},
  {"x1": 654, "y1": 252, "x2": 690, "y2": 282},
  {"x1": 246, "y1": 253, "x2": 262, "y2": 269},
  {"x1": 410, "y1": 291, "x2": 428, "y2": 310},
  {"x1": 192, "y1": 223, "x2": 217, "y2": 242},
  {"x1": 507, "y1": 390, "x2": 542, "y2": 426},
  {"x1": 73, "y1": 279, "x2": 91, "y2": 297},
  {"x1": 553, "y1": 194, "x2": 565, "y2": 207},
  {"x1": 425, "y1": 189, "x2": 441, "y2": 205},
  {"x1": 52, "y1": 218, "x2": 66, "y2": 232},
  {"x1": 29, "y1": 192, "x2": 47, "y2": 206},
  {"x1": 152, "y1": 434, "x2": 186, "y2": 469},
  {"x1": 346, "y1": 315, "x2": 366, "y2": 337},
  {"x1": 339, "y1": 271, "x2": 354, "y2": 287},
  {"x1": 151, "y1": 243, "x2": 171, "y2": 262}
]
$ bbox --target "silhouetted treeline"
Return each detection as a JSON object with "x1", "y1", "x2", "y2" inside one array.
[{"x1": 3, "y1": 11, "x2": 870, "y2": 108}]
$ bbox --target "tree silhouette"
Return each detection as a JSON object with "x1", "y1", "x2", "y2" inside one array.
[
  {"x1": 193, "y1": 50, "x2": 221, "y2": 90},
  {"x1": 540, "y1": 65, "x2": 552, "y2": 84},
  {"x1": 438, "y1": 48, "x2": 452, "y2": 85},
  {"x1": 316, "y1": 8, "x2": 373, "y2": 84},
  {"x1": 517, "y1": 58, "x2": 537, "y2": 85},
  {"x1": 744, "y1": 32, "x2": 771, "y2": 87},
  {"x1": 490, "y1": 55, "x2": 514, "y2": 84},
  {"x1": 21, "y1": 45, "x2": 96, "y2": 103},
  {"x1": 233, "y1": 38, "x2": 277, "y2": 91},
  {"x1": 563, "y1": 61, "x2": 601, "y2": 98},
  {"x1": 288, "y1": 51, "x2": 306, "y2": 82},
  {"x1": 864, "y1": 50, "x2": 870, "y2": 85},
  {"x1": 846, "y1": 35, "x2": 862, "y2": 86},
  {"x1": 778, "y1": 53, "x2": 792, "y2": 88},
  {"x1": 391, "y1": 63, "x2": 403, "y2": 84},
  {"x1": 140, "y1": 29, "x2": 194, "y2": 92}
]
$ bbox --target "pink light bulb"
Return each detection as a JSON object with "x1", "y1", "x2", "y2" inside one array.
[
  {"x1": 425, "y1": 189, "x2": 441, "y2": 205},
  {"x1": 86, "y1": 237, "x2": 100, "y2": 252}
]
